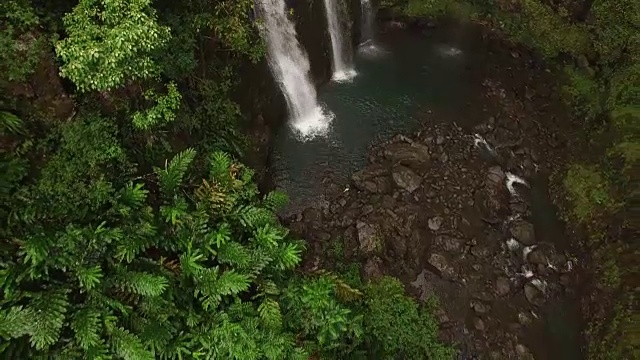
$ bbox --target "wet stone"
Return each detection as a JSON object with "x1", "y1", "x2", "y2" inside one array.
[
  {"x1": 524, "y1": 281, "x2": 545, "y2": 305},
  {"x1": 473, "y1": 317, "x2": 485, "y2": 331},
  {"x1": 471, "y1": 300, "x2": 491, "y2": 314},
  {"x1": 356, "y1": 221, "x2": 379, "y2": 254},
  {"x1": 435, "y1": 235, "x2": 464, "y2": 253},
  {"x1": 392, "y1": 165, "x2": 422, "y2": 193},
  {"x1": 509, "y1": 220, "x2": 536, "y2": 245},
  {"x1": 495, "y1": 277, "x2": 511, "y2": 296},
  {"x1": 428, "y1": 216, "x2": 443, "y2": 231}
]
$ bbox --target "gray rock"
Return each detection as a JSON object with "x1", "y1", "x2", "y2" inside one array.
[
  {"x1": 495, "y1": 277, "x2": 511, "y2": 296},
  {"x1": 356, "y1": 221, "x2": 379, "y2": 254},
  {"x1": 428, "y1": 216, "x2": 443, "y2": 231},
  {"x1": 363, "y1": 256, "x2": 383, "y2": 280},
  {"x1": 352, "y1": 164, "x2": 391, "y2": 193},
  {"x1": 434, "y1": 235, "x2": 464, "y2": 253},
  {"x1": 510, "y1": 220, "x2": 536, "y2": 245},
  {"x1": 471, "y1": 300, "x2": 491, "y2": 314},
  {"x1": 383, "y1": 142, "x2": 431, "y2": 169},
  {"x1": 524, "y1": 281, "x2": 544, "y2": 305},
  {"x1": 392, "y1": 165, "x2": 422, "y2": 193},
  {"x1": 527, "y1": 248, "x2": 548, "y2": 265},
  {"x1": 472, "y1": 317, "x2": 485, "y2": 331},
  {"x1": 428, "y1": 253, "x2": 455, "y2": 279},
  {"x1": 515, "y1": 344, "x2": 534, "y2": 359}
]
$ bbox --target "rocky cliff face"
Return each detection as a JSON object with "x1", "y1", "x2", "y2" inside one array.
[{"x1": 240, "y1": 0, "x2": 362, "y2": 186}]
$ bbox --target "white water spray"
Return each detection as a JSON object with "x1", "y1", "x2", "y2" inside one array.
[
  {"x1": 255, "y1": 0, "x2": 332, "y2": 139},
  {"x1": 473, "y1": 133, "x2": 497, "y2": 157},
  {"x1": 323, "y1": 0, "x2": 357, "y2": 81},
  {"x1": 505, "y1": 172, "x2": 529, "y2": 197}
]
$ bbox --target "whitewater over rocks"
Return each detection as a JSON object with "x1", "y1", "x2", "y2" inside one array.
[{"x1": 284, "y1": 78, "x2": 579, "y2": 359}]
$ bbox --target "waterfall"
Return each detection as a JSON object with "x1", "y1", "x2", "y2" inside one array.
[
  {"x1": 255, "y1": 0, "x2": 332, "y2": 139},
  {"x1": 323, "y1": 0, "x2": 357, "y2": 82},
  {"x1": 360, "y1": 0, "x2": 374, "y2": 44}
]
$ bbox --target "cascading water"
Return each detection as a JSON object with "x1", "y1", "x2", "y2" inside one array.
[
  {"x1": 358, "y1": 0, "x2": 385, "y2": 57},
  {"x1": 255, "y1": 0, "x2": 332, "y2": 139},
  {"x1": 323, "y1": 0, "x2": 357, "y2": 81},
  {"x1": 360, "y1": 0, "x2": 374, "y2": 44}
]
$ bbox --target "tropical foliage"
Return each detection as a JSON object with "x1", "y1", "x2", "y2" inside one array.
[{"x1": 0, "y1": 0, "x2": 452, "y2": 358}]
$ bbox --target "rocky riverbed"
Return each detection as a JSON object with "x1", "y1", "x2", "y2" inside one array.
[{"x1": 282, "y1": 58, "x2": 584, "y2": 359}]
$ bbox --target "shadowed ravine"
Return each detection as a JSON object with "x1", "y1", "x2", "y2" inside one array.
[
  {"x1": 271, "y1": 27, "x2": 476, "y2": 213},
  {"x1": 269, "y1": 22, "x2": 584, "y2": 360}
]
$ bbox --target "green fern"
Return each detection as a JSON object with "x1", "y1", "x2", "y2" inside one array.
[
  {"x1": 27, "y1": 289, "x2": 70, "y2": 350},
  {"x1": 272, "y1": 243, "x2": 302, "y2": 270},
  {"x1": 76, "y1": 265, "x2": 104, "y2": 290},
  {"x1": 262, "y1": 190, "x2": 289, "y2": 211},
  {"x1": 154, "y1": 148, "x2": 196, "y2": 195},
  {"x1": 235, "y1": 205, "x2": 276, "y2": 229},
  {"x1": 0, "y1": 111, "x2": 24, "y2": 135},
  {"x1": 208, "y1": 151, "x2": 232, "y2": 183},
  {"x1": 71, "y1": 308, "x2": 102, "y2": 350},
  {"x1": 119, "y1": 182, "x2": 148, "y2": 208},
  {"x1": 217, "y1": 241, "x2": 252, "y2": 268},
  {"x1": 109, "y1": 327, "x2": 154, "y2": 360},
  {"x1": 258, "y1": 299, "x2": 282, "y2": 329},
  {"x1": 117, "y1": 271, "x2": 168, "y2": 297},
  {"x1": 0, "y1": 306, "x2": 35, "y2": 339}
]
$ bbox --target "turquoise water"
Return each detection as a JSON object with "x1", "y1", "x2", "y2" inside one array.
[{"x1": 270, "y1": 27, "x2": 482, "y2": 212}]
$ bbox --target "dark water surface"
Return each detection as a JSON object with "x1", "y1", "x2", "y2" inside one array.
[
  {"x1": 270, "y1": 25, "x2": 488, "y2": 213},
  {"x1": 269, "y1": 23, "x2": 583, "y2": 360}
]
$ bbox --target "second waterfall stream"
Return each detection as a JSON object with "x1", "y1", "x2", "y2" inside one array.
[
  {"x1": 323, "y1": 0, "x2": 357, "y2": 81},
  {"x1": 254, "y1": 0, "x2": 333, "y2": 139}
]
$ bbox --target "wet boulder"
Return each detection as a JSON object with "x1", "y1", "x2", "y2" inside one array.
[
  {"x1": 509, "y1": 220, "x2": 536, "y2": 245},
  {"x1": 383, "y1": 142, "x2": 431, "y2": 170},
  {"x1": 392, "y1": 165, "x2": 422, "y2": 192},
  {"x1": 477, "y1": 166, "x2": 510, "y2": 219},
  {"x1": 356, "y1": 221, "x2": 380, "y2": 254},
  {"x1": 352, "y1": 164, "x2": 391, "y2": 193}
]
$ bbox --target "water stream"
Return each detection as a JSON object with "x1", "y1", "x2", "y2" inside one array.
[
  {"x1": 323, "y1": 0, "x2": 357, "y2": 81},
  {"x1": 271, "y1": 27, "x2": 475, "y2": 213},
  {"x1": 255, "y1": 0, "x2": 332, "y2": 138},
  {"x1": 360, "y1": 0, "x2": 375, "y2": 44}
]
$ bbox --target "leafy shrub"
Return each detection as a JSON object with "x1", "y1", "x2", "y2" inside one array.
[
  {"x1": 55, "y1": 0, "x2": 171, "y2": 92},
  {"x1": 363, "y1": 277, "x2": 454, "y2": 360},
  {"x1": 563, "y1": 164, "x2": 617, "y2": 222}
]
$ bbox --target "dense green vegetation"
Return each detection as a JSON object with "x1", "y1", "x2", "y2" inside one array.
[
  {"x1": 382, "y1": 0, "x2": 638, "y2": 358},
  {"x1": 0, "y1": 0, "x2": 451, "y2": 358}
]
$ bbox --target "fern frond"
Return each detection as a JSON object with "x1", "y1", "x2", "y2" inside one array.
[
  {"x1": 0, "y1": 111, "x2": 24, "y2": 134},
  {"x1": 118, "y1": 272, "x2": 168, "y2": 297},
  {"x1": 109, "y1": 327, "x2": 154, "y2": 360},
  {"x1": 87, "y1": 291, "x2": 132, "y2": 315},
  {"x1": 262, "y1": 190, "x2": 288, "y2": 211},
  {"x1": 252, "y1": 224, "x2": 285, "y2": 249},
  {"x1": 217, "y1": 241, "x2": 251, "y2": 268},
  {"x1": 196, "y1": 268, "x2": 251, "y2": 311},
  {"x1": 0, "y1": 306, "x2": 35, "y2": 339},
  {"x1": 208, "y1": 151, "x2": 232, "y2": 183},
  {"x1": 258, "y1": 299, "x2": 282, "y2": 329},
  {"x1": 214, "y1": 269, "x2": 252, "y2": 296},
  {"x1": 194, "y1": 179, "x2": 229, "y2": 210},
  {"x1": 27, "y1": 289, "x2": 70, "y2": 350},
  {"x1": 119, "y1": 182, "x2": 148, "y2": 208},
  {"x1": 272, "y1": 242, "x2": 302, "y2": 270},
  {"x1": 71, "y1": 308, "x2": 102, "y2": 350},
  {"x1": 18, "y1": 234, "x2": 50, "y2": 268},
  {"x1": 76, "y1": 265, "x2": 104, "y2": 290},
  {"x1": 315, "y1": 271, "x2": 364, "y2": 302},
  {"x1": 154, "y1": 148, "x2": 196, "y2": 195},
  {"x1": 234, "y1": 205, "x2": 276, "y2": 229}
]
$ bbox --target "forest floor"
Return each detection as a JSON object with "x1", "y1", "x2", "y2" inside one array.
[{"x1": 282, "y1": 24, "x2": 592, "y2": 359}]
